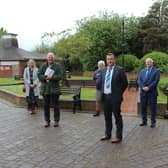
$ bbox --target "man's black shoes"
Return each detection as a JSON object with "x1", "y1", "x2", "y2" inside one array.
[
  {"x1": 139, "y1": 122, "x2": 147, "y2": 126},
  {"x1": 93, "y1": 112, "x2": 100, "y2": 117},
  {"x1": 139, "y1": 122, "x2": 156, "y2": 128},
  {"x1": 150, "y1": 123, "x2": 156, "y2": 128}
]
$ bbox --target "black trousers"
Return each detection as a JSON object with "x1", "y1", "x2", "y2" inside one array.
[
  {"x1": 103, "y1": 94, "x2": 123, "y2": 139},
  {"x1": 43, "y1": 94, "x2": 60, "y2": 123}
]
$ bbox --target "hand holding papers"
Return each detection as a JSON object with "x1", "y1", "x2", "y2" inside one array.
[{"x1": 45, "y1": 67, "x2": 54, "y2": 82}]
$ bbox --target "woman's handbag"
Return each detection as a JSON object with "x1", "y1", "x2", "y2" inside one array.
[{"x1": 22, "y1": 84, "x2": 26, "y2": 92}]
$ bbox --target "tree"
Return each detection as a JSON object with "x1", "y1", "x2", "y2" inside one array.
[
  {"x1": 138, "y1": 0, "x2": 168, "y2": 54},
  {"x1": 54, "y1": 31, "x2": 92, "y2": 71},
  {"x1": 76, "y1": 12, "x2": 140, "y2": 70},
  {"x1": 0, "y1": 27, "x2": 7, "y2": 36}
]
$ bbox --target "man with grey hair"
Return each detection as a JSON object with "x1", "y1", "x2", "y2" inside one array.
[
  {"x1": 138, "y1": 58, "x2": 160, "y2": 128},
  {"x1": 38, "y1": 52, "x2": 63, "y2": 127},
  {"x1": 93, "y1": 60, "x2": 105, "y2": 116}
]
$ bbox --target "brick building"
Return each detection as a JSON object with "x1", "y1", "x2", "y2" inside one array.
[{"x1": 0, "y1": 33, "x2": 46, "y2": 78}]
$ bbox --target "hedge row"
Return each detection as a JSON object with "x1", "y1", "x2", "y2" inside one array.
[{"x1": 117, "y1": 51, "x2": 168, "y2": 73}]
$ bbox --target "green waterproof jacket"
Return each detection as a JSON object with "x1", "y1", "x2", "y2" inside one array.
[{"x1": 38, "y1": 62, "x2": 63, "y2": 95}]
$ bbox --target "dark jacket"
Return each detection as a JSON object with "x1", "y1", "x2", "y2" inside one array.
[
  {"x1": 38, "y1": 62, "x2": 63, "y2": 95},
  {"x1": 138, "y1": 67, "x2": 160, "y2": 97},
  {"x1": 101, "y1": 65, "x2": 128, "y2": 102},
  {"x1": 93, "y1": 69, "x2": 102, "y2": 90}
]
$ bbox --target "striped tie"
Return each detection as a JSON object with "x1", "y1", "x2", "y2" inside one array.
[{"x1": 105, "y1": 69, "x2": 111, "y2": 88}]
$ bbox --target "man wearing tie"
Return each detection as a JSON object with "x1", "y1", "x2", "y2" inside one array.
[
  {"x1": 100, "y1": 53, "x2": 128, "y2": 143},
  {"x1": 138, "y1": 58, "x2": 160, "y2": 128}
]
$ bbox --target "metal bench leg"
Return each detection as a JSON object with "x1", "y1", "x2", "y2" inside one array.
[{"x1": 73, "y1": 101, "x2": 76, "y2": 114}]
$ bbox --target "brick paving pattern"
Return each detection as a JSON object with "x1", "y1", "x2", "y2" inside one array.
[
  {"x1": 121, "y1": 88, "x2": 138, "y2": 114},
  {"x1": 0, "y1": 98, "x2": 168, "y2": 168}
]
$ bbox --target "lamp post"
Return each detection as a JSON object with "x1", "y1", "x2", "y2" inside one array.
[{"x1": 121, "y1": 17, "x2": 125, "y2": 67}]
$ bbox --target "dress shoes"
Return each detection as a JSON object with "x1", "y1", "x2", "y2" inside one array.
[
  {"x1": 139, "y1": 122, "x2": 147, "y2": 126},
  {"x1": 111, "y1": 138, "x2": 122, "y2": 143},
  {"x1": 100, "y1": 135, "x2": 110, "y2": 141},
  {"x1": 53, "y1": 121, "x2": 59, "y2": 127},
  {"x1": 93, "y1": 112, "x2": 100, "y2": 117},
  {"x1": 44, "y1": 122, "x2": 50, "y2": 128},
  {"x1": 150, "y1": 123, "x2": 156, "y2": 128}
]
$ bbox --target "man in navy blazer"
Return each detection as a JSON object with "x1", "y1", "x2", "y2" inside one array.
[
  {"x1": 100, "y1": 53, "x2": 128, "y2": 143},
  {"x1": 138, "y1": 58, "x2": 160, "y2": 128}
]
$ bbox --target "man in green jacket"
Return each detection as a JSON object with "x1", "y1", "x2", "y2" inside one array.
[{"x1": 38, "y1": 52, "x2": 63, "y2": 127}]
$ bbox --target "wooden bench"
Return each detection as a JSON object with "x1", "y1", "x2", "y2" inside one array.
[
  {"x1": 128, "y1": 79, "x2": 138, "y2": 90},
  {"x1": 61, "y1": 86, "x2": 82, "y2": 113}
]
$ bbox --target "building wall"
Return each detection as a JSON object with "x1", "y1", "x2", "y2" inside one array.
[
  {"x1": 19, "y1": 61, "x2": 26, "y2": 76},
  {"x1": 0, "y1": 60, "x2": 44, "y2": 78},
  {"x1": 0, "y1": 65, "x2": 12, "y2": 77}
]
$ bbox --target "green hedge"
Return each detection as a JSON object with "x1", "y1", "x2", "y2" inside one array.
[
  {"x1": 116, "y1": 54, "x2": 139, "y2": 72},
  {"x1": 138, "y1": 51, "x2": 168, "y2": 73},
  {"x1": 158, "y1": 77, "x2": 168, "y2": 92}
]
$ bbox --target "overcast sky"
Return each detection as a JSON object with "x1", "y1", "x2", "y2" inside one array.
[{"x1": 0, "y1": 0, "x2": 154, "y2": 51}]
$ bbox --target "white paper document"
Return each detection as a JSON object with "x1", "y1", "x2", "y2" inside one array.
[{"x1": 45, "y1": 67, "x2": 54, "y2": 77}]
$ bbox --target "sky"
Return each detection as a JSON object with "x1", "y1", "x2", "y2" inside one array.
[{"x1": 0, "y1": 0, "x2": 154, "y2": 51}]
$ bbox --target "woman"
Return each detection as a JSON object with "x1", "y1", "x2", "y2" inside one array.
[
  {"x1": 93, "y1": 60, "x2": 105, "y2": 117},
  {"x1": 23, "y1": 59, "x2": 39, "y2": 114}
]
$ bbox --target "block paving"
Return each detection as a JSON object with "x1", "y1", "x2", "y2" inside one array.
[{"x1": 0, "y1": 98, "x2": 168, "y2": 168}]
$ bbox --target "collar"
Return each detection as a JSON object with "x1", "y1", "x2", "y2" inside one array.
[{"x1": 107, "y1": 65, "x2": 115, "y2": 70}]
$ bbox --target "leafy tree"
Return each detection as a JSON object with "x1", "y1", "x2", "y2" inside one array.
[
  {"x1": 33, "y1": 42, "x2": 54, "y2": 54},
  {"x1": 116, "y1": 54, "x2": 139, "y2": 72},
  {"x1": 0, "y1": 27, "x2": 7, "y2": 36},
  {"x1": 138, "y1": 0, "x2": 168, "y2": 54},
  {"x1": 77, "y1": 12, "x2": 122, "y2": 70},
  {"x1": 54, "y1": 31, "x2": 92, "y2": 71},
  {"x1": 76, "y1": 12, "x2": 141, "y2": 70}
]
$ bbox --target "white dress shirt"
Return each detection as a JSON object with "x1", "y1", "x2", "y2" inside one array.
[{"x1": 104, "y1": 66, "x2": 114, "y2": 94}]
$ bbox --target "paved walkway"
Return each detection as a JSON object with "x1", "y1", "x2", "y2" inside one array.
[
  {"x1": 0, "y1": 98, "x2": 168, "y2": 168},
  {"x1": 121, "y1": 88, "x2": 138, "y2": 114}
]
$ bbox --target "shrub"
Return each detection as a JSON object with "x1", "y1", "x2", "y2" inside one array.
[
  {"x1": 116, "y1": 54, "x2": 139, "y2": 72},
  {"x1": 138, "y1": 51, "x2": 168, "y2": 73},
  {"x1": 158, "y1": 77, "x2": 168, "y2": 92}
]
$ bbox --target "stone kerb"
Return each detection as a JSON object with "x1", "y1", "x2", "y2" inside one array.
[{"x1": 0, "y1": 88, "x2": 96, "y2": 112}]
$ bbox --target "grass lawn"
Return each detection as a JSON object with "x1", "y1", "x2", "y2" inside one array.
[
  {"x1": 158, "y1": 77, "x2": 168, "y2": 103},
  {"x1": 0, "y1": 85, "x2": 25, "y2": 96},
  {"x1": 0, "y1": 78, "x2": 23, "y2": 84},
  {"x1": 0, "y1": 85, "x2": 96, "y2": 100},
  {"x1": 0, "y1": 76, "x2": 167, "y2": 102},
  {"x1": 69, "y1": 76, "x2": 92, "y2": 80}
]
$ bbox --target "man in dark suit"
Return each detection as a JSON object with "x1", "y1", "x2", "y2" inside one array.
[
  {"x1": 138, "y1": 58, "x2": 160, "y2": 128},
  {"x1": 100, "y1": 53, "x2": 128, "y2": 143}
]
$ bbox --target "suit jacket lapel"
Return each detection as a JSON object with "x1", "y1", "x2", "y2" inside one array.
[
  {"x1": 102, "y1": 68, "x2": 107, "y2": 89},
  {"x1": 111, "y1": 66, "x2": 117, "y2": 82}
]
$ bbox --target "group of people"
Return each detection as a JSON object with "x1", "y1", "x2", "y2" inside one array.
[
  {"x1": 24, "y1": 52, "x2": 63, "y2": 127},
  {"x1": 93, "y1": 53, "x2": 160, "y2": 143},
  {"x1": 24, "y1": 52, "x2": 160, "y2": 143}
]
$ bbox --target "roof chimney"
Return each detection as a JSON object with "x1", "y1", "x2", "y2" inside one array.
[{"x1": 0, "y1": 33, "x2": 18, "y2": 48}]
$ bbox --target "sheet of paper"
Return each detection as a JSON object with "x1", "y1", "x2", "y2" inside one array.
[{"x1": 45, "y1": 67, "x2": 54, "y2": 77}]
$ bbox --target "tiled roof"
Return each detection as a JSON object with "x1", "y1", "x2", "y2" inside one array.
[{"x1": 0, "y1": 46, "x2": 46, "y2": 61}]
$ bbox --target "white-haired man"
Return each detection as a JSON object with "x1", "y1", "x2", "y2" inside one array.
[
  {"x1": 138, "y1": 58, "x2": 160, "y2": 128},
  {"x1": 38, "y1": 52, "x2": 63, "y2": 127}
]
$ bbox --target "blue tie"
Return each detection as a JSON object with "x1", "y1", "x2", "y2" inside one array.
[
  {"x1": 145, "y1": 68, "x2": 150, "y2": 79},
  {"x1": 105, "y1": 69, "x2": 111, "y2": 88}
]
